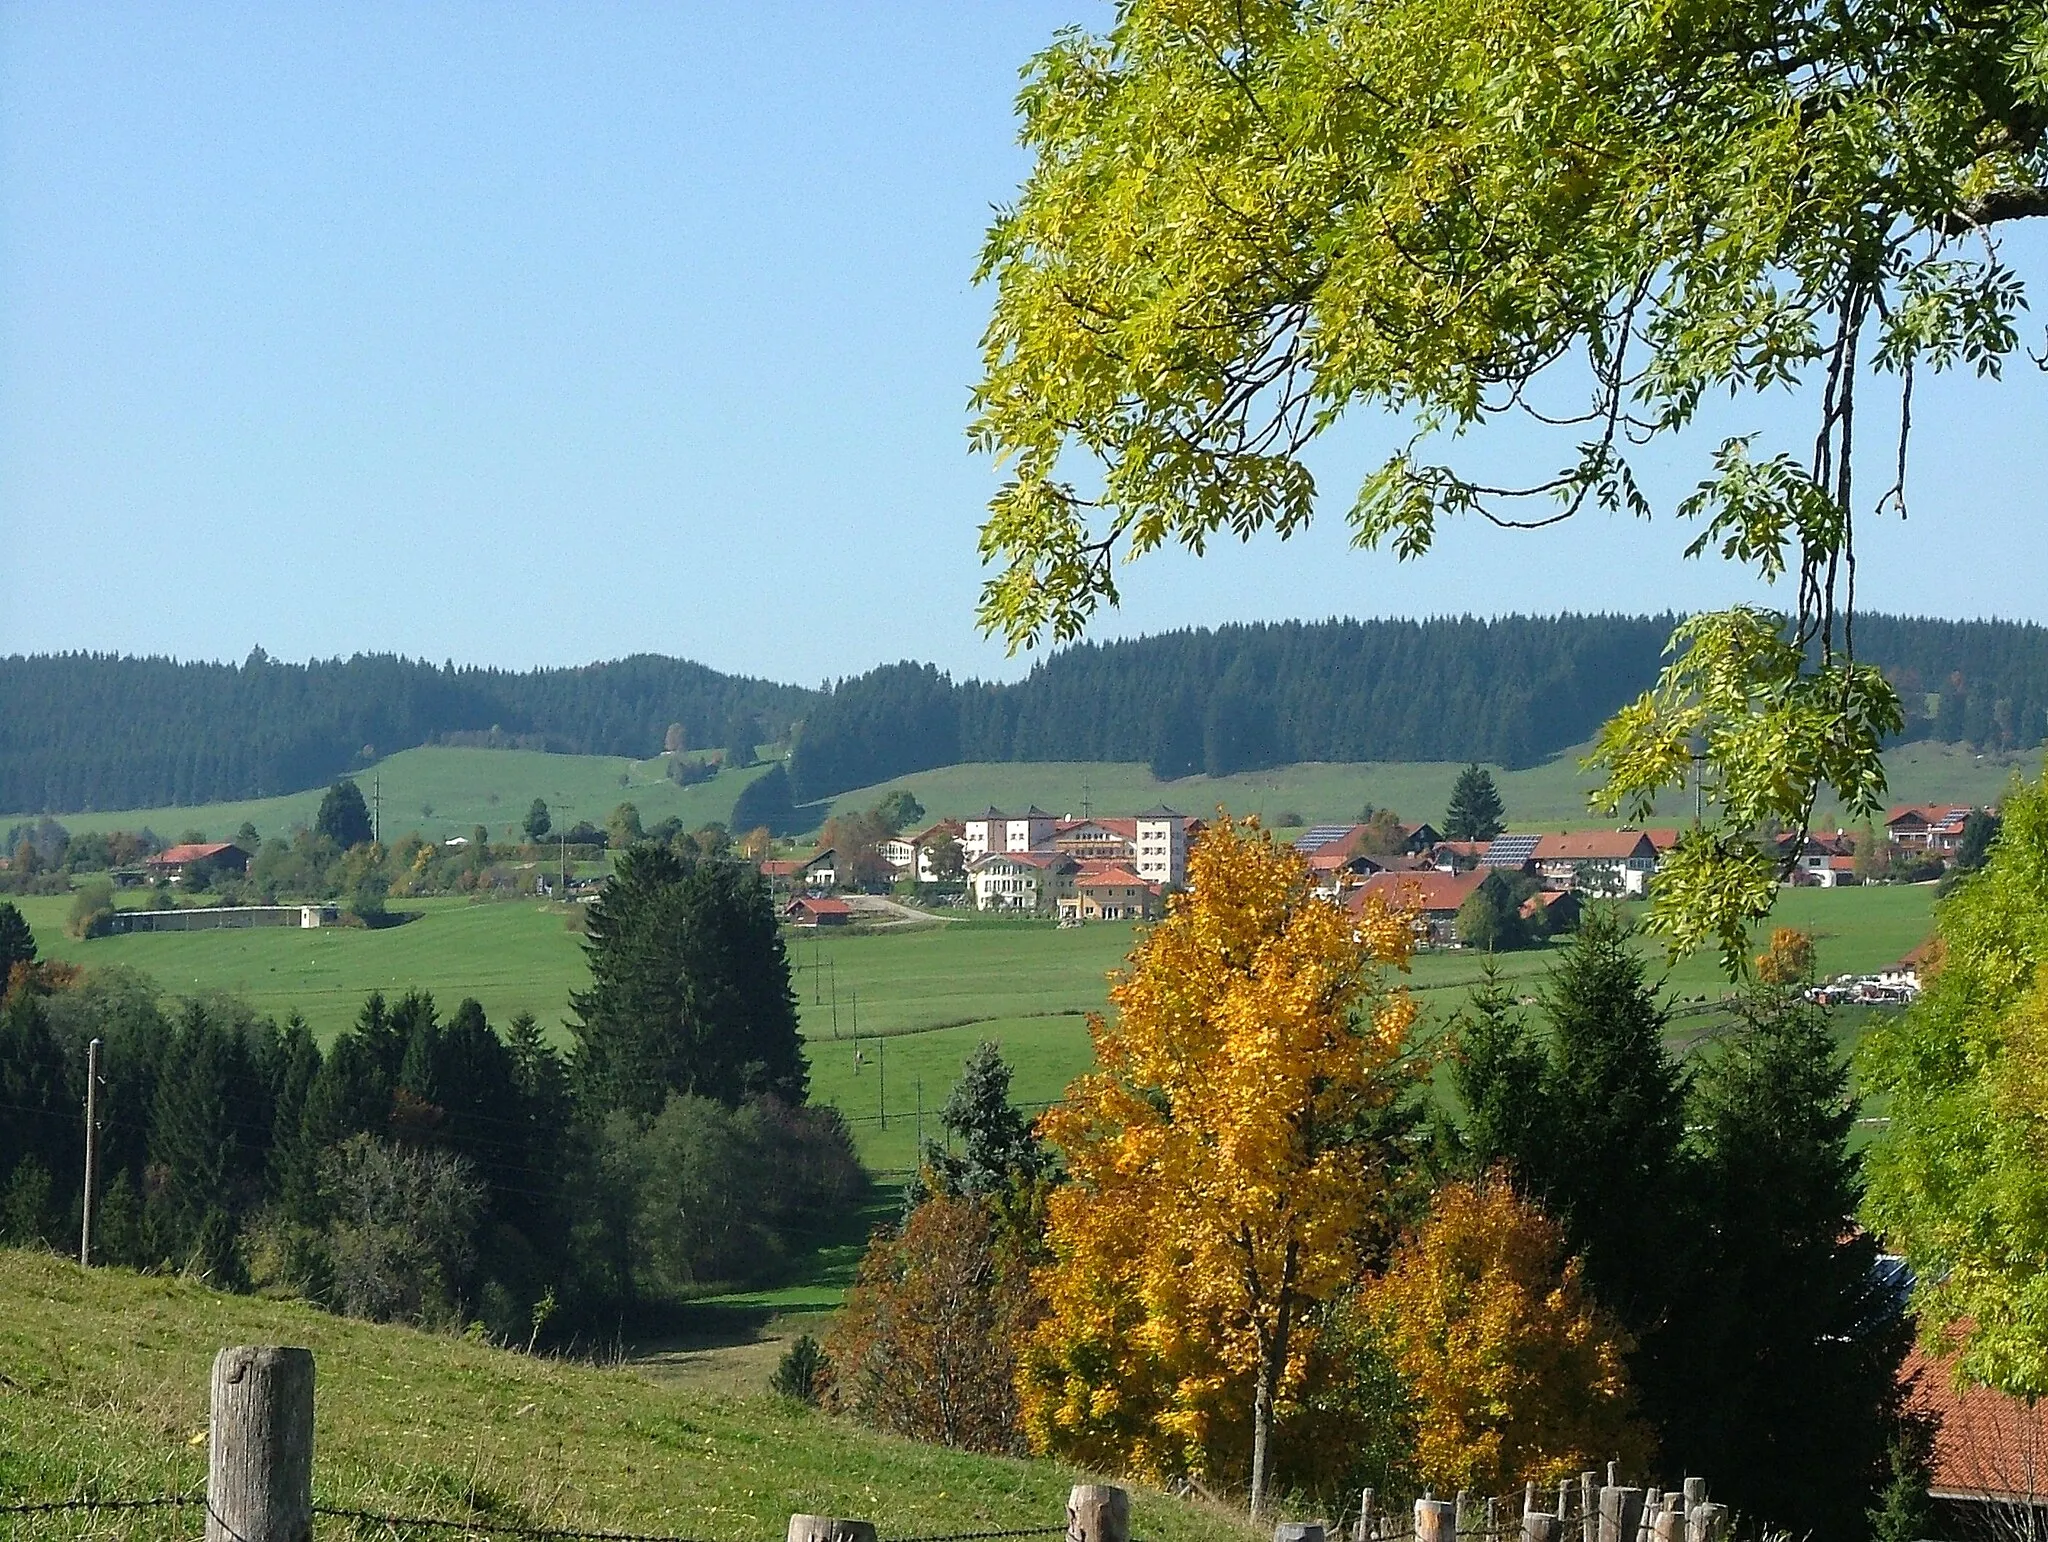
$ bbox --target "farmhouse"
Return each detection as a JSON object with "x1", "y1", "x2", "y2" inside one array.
[
  {"x1": 1532, "y1": 831, "x2": 1660, "y2": 895},
  {"x1": 797, "y1": 848, "x2": 837, "y2": 889},
  {"x1": 878, "y1": 821, "x2": 964, "y2": 883},
  {"x1": 784, "y1": 895, "x2": 853, "y2": 928},
  {"x1": 1346, "y1": 868, "x2": 1488, "y2": 945},
  {"x1": 962, "y1": 807, "x2": 1058, "y2": 862},
  {"x1": 1887, "y1": 803, "x2": 1979, "y2": 853},
  {"x1": 144, "y1": 842, "x2": 251, "y2": 884}
]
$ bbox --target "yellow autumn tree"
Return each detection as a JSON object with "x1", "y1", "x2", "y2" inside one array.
[
  {"x1": 1019, "y1": 817, "x2": 1418, "y2": 1515},
  {"x1": 1363, "y1": 1176, "x2": 1652, "y2": 1493},
  {"x1": 1755, "y1": 925, "x2": 1818, "y2": 986}
]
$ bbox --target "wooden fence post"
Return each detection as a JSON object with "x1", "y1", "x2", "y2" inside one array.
[
  {"x1": 1523, "y1": 1515, "x2": 1561, "y2": 1542},
  {"x1": 1579, "y1": 1474, "x2": 1597, "y2": 1542},
  {"x1": 206, "y1": 1346, "x2": 314, "y2": 1542},
  {"x1": 1274, "y1": 1524, "x2": 1325, "y2": 1542},
  {"x1": 789, "y1": 1518, "x2": 877, "y2": 1542},
  {"x1": 1684, "y1": 1504, "x2": 1727, "y2": 1542},
  {"x1": 1680, "y1": 1481, "x2": 1706, "y2": 1513},
  {"x1": 1651, "y1": 1509, "x2": 1684, "y2": 1542},
  {"x1": 1597, "y1": 1486, "x2": 1644, "y2": 1542},
  {"x1": 1356, "y1": 1487, "x2": 1376, "y2": 1542},
  {"x1": 1418, "y1": 1499, "x2": 1456, "y2": 1542},
  {"x1": 1069, "y1": 1485, "x2": 1130, "y2": 1542}
]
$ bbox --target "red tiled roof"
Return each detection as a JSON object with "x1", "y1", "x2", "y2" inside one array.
[
  {"x1": 758, "y1": 860, "x2": 800, "y2": 877},
  {"x1": 1076, "y1": 867, "x2": 1148, "y2": 889},
  {"x1": 786, "y1": 896, "x2": 852, "y2": 917},
  {"x1": 1643, "y1": 828, "x2": 1684, "y2": 852},
  {"x1": 1907, "y1": 1347, "x2": 2048, "y2": 1501},
  {"x1": 1533, "y1": 831, "x2": 1656, "y2": 861},
  {"x1": 148, "y1": 842, "x2": 240, "y2": 865},
  {"x1": 1347, "y1": 869, "x2": 1488, "y2": 916}
]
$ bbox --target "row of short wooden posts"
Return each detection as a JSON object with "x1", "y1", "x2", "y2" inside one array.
[
  {"x1": 201, "y1": 1346, "x2": 1137, "y2": 1542},
  {"x1": 1300, "y1": 1467, "x2": 1729, "y2": 1542}
]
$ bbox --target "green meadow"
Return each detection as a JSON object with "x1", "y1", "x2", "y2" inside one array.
[
  {"x1": 9, "y1": 739, "x2": 2033, "y2": 847},
  {"x1": 0, "y1": 1249, "x2": 1254, "y2": 1542},
  {"x1": 11, "y1": 883, "x2": 1936, "y2": 1177}
]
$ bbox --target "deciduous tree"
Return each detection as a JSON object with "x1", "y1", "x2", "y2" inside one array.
[
  {"x1": 1755, "y1": 926, "x2": 1818, "y2": 986},
  {"x1": 968, "y1": 0, "x2": 2041, "y2": 959},
  {"x1": 1019, "y1": 818, "x2": 1417, "y2": 1513},
  {"x1": 1364, "y1": 1176, "x2": 1650, "y2": 1492},
  {"x1": 523, "y1": 799, "x2": 552, "y2": 843}
]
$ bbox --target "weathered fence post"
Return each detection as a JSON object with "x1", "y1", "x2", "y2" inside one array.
[
  {"x1": 1651, "y1": 1508, "x2": 1684, "y2": 1542},
  {"x1": 1680, "y1": 1481, "x2": 1706, "y2": 1513},
  {"x1": 1683, "y1": 1504, "x2": 1727, "y2": 1542},
  {"x1": 1579, "y1": 1474, "x2": 1597, "y2": 1542},
  {"x1": 1274, "y1": 1523, "x2": 1325, "y2": 1542},
  {"x1": 1417, "y1": 1498, "x2": 1457, "y2": 1542},
  {"x1": 789, "y1": 1517, "x2": 878, "y2": 1542},
  {"x1": 206, "y1": 1346, "x2": 314, "y2": 1542},
  {"x1": 1596, "y1": 1486, "x2": 1644, "y2": 1542},
  {"x1": 1523, "y1": 1513, "x2": 1560, "y2": 1542},
  {"x1": 1069, "y1": 1485, "x2": 1130, "y2": 1542},
  {"x1": 1356, "y1": 1487, "x2": 1377, "y2": 1542}
]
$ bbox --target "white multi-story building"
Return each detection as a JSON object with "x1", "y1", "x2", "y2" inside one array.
[
  {"x1": 968, "y1": 850, "x2": 1077, "y2": 912},
  {"x1": 1132, "y1": 807, "x2": 1193, "y2": 888},
  {"x1": 962, "y1": 807, "x2": 1058, "y2": 862}
]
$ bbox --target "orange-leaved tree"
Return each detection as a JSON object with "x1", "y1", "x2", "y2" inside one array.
[
  {"x1": 1363, "y1": 1175, "x2": 1652, "y2": 1493},
  {"x1": 1755, "y1": 926, "x2": 1818, "y2": 987},
  {"x1": 1019, "y1": 816, "x2": 1418, "y2": 1515}
]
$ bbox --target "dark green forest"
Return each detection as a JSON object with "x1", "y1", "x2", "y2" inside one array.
[
  {"x1": 0, "y1": 650, "x2": 814, "y2": 814},
  {"x1": 783, "y1": 614, "x2": 2048, "y2": 802},
  {"x1": 9, "y1": 615, "x2": 2048, "y2": 815}
]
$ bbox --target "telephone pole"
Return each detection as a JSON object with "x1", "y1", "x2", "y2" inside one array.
[
  {"x1": 372, "y1": 773, "x2": 381, "y2": 844},
  {"x1": 79, "y1": 1037, "x2": 101, "y2": 1267}
]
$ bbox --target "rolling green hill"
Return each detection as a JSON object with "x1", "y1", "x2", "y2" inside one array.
[
  {"x1": 0, "y1": 1248, "x2": 1252, "y2": 1542},
  {"x1": 11, "y1": 738, "x2": 2034, "y2": 849}
]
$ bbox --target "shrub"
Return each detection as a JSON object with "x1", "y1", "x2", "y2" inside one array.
[
  {"x1": 771, "y1": 1334, "x2": 829, "y2": 1404},
  {"x1": 67, "y1": 879, "x2": 115, "y2": 940}
]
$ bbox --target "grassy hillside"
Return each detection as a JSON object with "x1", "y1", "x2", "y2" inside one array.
[
  {"x1": 4, "y1": 745, "x2": 776, "y2": 846},
  {"x1": 13, "y1": 739, "x2": 2034, "y2": 848},
  {"x1": 0, "y1": 1249, "x2": 1252, "y2": 1542}
]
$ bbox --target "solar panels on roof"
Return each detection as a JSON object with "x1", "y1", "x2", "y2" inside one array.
[
  {"x1": 1292, "y1": 824, "x2": 1358, "y2": 855},
  {"x1": 1480, "y1": 834, "x2": 1540, "y2": 866}
]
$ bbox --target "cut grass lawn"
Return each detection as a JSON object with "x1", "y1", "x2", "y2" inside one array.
[{"x1": 0, "y1": 1249, "x2": 1257, "y2": 1542}]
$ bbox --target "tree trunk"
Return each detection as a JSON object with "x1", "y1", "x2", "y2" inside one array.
[{"x1": 1250, "y1": 1349, "x2": 1275, "y2": 1521}]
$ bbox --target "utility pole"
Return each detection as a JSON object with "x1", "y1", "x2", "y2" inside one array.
[
  {"x1": 79, "y1": 1037, "x2": 101, "y2": 1266},
  {"x1": 372, "y1": 773, "x2": 381, "y2": 844},
  {"x1": 878, "y1": 1030, "x2": 886, "y2": 1131},
  {"x1": 915, "y1": 1076, "x2": 923, "y2": 1151}
]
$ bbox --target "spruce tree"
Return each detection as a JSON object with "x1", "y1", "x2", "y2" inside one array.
[
  {"x1": 314, "y1": 778, "x2": 374, "y2": 851},
  {"x1": 0, "y1": 992, "x2": 75, "y2": 1218},
  {"x1": 0, "y1": 901, "x2": 36, "y2": 977},
  {"x1": 570, "y1": 844, "x2": 807, "y2": 1116},
  {"x1": 1677, "y1": 989, "x2": 1911, "y2": 1542},
  {"x1": 1448, "y1": 964, "x2": 1549, "y2": 1174},
  {"x1": 1443, "y1": 762, "x2": 1507, "y2": 840},
  {"x1": 920, "y1": 1041, "x2": 1046, "y2": 1198}
]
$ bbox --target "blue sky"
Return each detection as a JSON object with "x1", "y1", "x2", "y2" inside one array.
[{"x1": 4, "y1": 2, "x2": 2046, "y2": 686}]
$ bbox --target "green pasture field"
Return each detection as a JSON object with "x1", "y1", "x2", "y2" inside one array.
[
  {"x1": 9, "y1": 884, "x2": 1935, "y2": 1176},
  {"x1": 0, "y1": 1249, "x2": 1256, "y2": 1542},
  {"x1": 3, "y1": 745, "x2": 775, "y2": 847},
  {"x1": 10, "y1": 738, "x2": 2032, "y2": 850}
]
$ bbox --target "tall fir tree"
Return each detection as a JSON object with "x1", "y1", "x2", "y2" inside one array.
[
  {"x1": 0, "y1": 901, "x2": 37, "y2": 978},
  {"x1": 1443, "y1": 763, "x2": 1507, "y2": 841},
  {"x1": 1674, "y1": 989, "x2": 1911, "y2": 1542},
  {"x1": 314, "y1": 778, "x2": 374, "y2": 851},
  {"x1": 570, "y1": 844, "x2": 806, "y2": 1116}
]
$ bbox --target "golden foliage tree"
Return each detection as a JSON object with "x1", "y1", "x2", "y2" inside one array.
[
  {"x1": 1364, "y1": 1177, "x2": 1651, "y2": 1493},
  {"x1": 825, "y1": 1193, "x2": 1040, "y2": 1455},
  {"x1": 1755, "y1": 926, "x2": 1818, "y2": 987},
  {"x1": 1019, "y1": 817, "x2": 1417, "y2": 1514}
]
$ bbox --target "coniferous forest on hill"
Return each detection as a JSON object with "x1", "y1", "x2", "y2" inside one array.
[{"x1": 7, "y1": 613, "x2": 2048, "y2": 815}]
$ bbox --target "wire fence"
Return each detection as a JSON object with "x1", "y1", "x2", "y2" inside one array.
[{"x1": 0, "y1": 1496, "x2": 1080, "y2": 1542}]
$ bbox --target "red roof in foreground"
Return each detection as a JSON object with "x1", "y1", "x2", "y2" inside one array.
[
  {"x1": 148, "y1": 842, "x2": 241, "y2": 865},
  {"x1": 1347, "y1": 869, "x2": 1488, "y2": 916},
  {"x1": 1907, "y1": 1347, "x2": 2048, "y2": 1501},
  {"x1": 1533, "y1": 831, "x2": 1657, "y2": 861},
  {"x1": 1076, "y1": 867, "x2": 1149, "y2": 889}
]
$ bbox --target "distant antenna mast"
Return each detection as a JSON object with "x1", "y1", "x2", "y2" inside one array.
[{"x1": 1081, "y1": 782, "x2": 1092, "y2": 820}]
